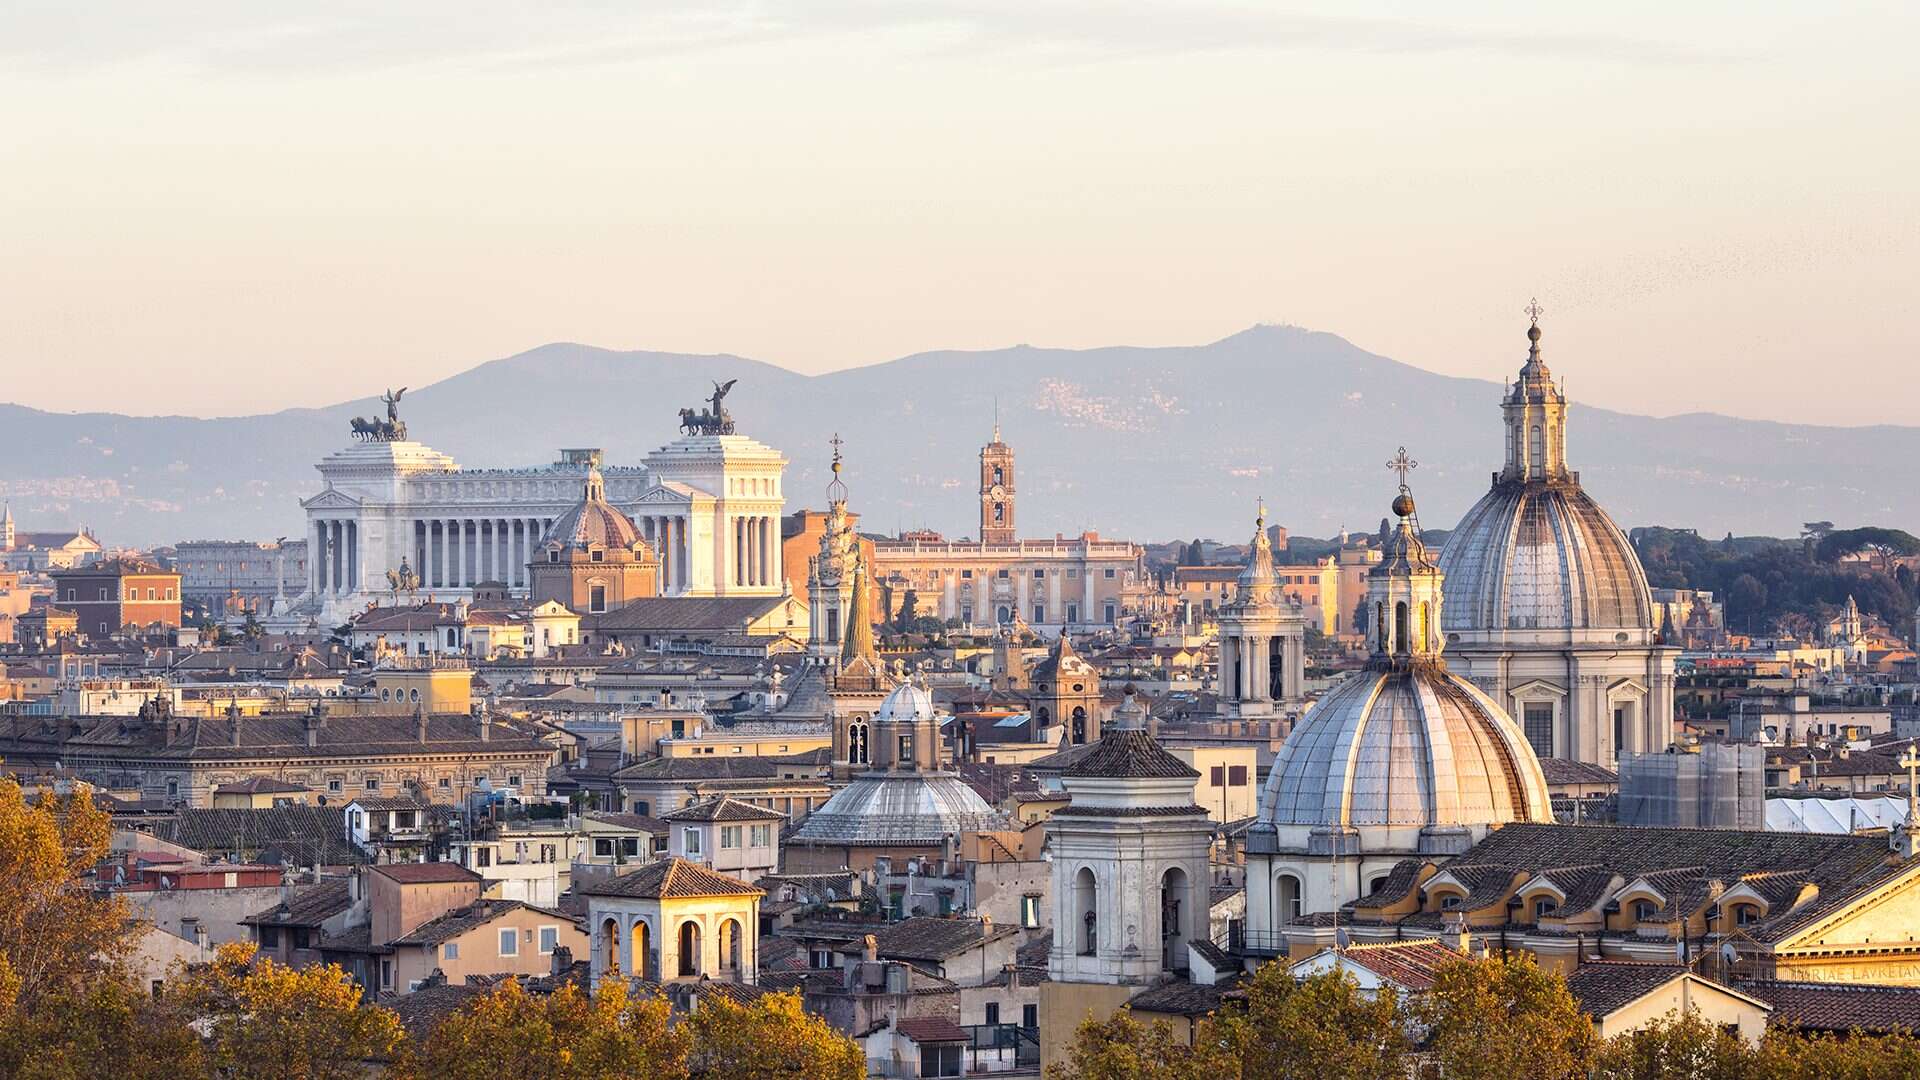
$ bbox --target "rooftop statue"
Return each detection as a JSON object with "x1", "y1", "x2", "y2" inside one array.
[
  {"x1": 349, "y1": 386, "x2": 409, "y2": 442},
  {"x1": 679, "y1": 378, "x2": 738, "y2": 435}
]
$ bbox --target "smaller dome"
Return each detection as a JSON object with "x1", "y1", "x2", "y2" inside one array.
[
  {"x1": 875, "y1": 681, "x2": 936, "y2": 725},
  {"x1": 544, "y1": 467, "x2": 644, "y2": 553}
]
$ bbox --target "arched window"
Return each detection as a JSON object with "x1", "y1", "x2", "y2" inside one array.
[
  {"x1": 634, "y1": 919, "x2": 653, "y2": 979},
  {"x1": 1070, "y1": 707, "x2": 1087, "y2": 745},
  {"x1": 719, "y1": 918, "x2": 743, "y2": 975},
  {"x1": 1075, "y1": 868, "x2": 1098, "y2": 956},
  {"x1": 1394, "y1": 602, "x2": 1409, "y2": 656},
  {"x1": 601, "y1": 917, "x2": 620, "y2": 974},
  {"x1": 1276, "y1": 873, "x2": 1303, "y2": 924},
  {"x1": 1160, "y1": 867, "x2": 1190, "y2": 972},
  {"x1": 678, "y1": 920, "x2": 702, "y2": 977}
]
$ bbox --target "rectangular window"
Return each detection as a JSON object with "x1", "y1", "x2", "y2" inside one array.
[
  {"x1": 258, "y1": 925, "x2": 280, "y2": 949},
  {"x1": 499, "y1": 929, "x2": 518, "y2": 957},
  {"x1": 1523, "y1": 703, "x2": 1554, "y2": 759},
  {"x1": 381, "y1": 960, "x2": 393, "y2": 989},
  {"x1": 595, "y1": 838, "x2": 614, "y2": 858},
  {"x1": 1023, "y1": 1004, "x2": 1038, "y2": 1030},
  {"x1": 1021, "y1": 895, "x2": 1040, "y2": 929},
  {"x1": 589, "y1": 585, "x2": 607, "y2": 613},
  {"x1": 720, "y1": 825, "x2": 741, "y2": 849},
  {"x1": 327, "y1": 779, "x2": 342, "y2": 794},
  {"x1": 1210, "y1": 765, "x2": 1226, "y2": 787},
  {"x1": 750, "y1": 824, "x2": 770, "y2": 846},
  {"x1": 1104, "y1": 568, "x2": 1115, "y2": 578},
  {"x1": 985, "y1": 1002, "x2": 1000, "y2": 1026},
  {"x1": 996, "y1": 569, "x2": 1009, "y2": 579},
  {"x1": 443, "y1": 942, "x2": 459, "y2": 960},
  {"x1": 1065, "y1": 604, "x2": 1078, "y2": 624},
  {"x1": 1228, "y1": 765, "x2": 1248, "y2": 786},
  {"x1": 620, "y1": 837, "x2": 640, "y2": 858},
  {"x1": 683, "y1": 828, "x2": 701, "y2": 855},
  {"x1": 1032, "y1": 569, "x2": 1045, "y2": 579},
  {"x1": 539, "y1": 927, "x2": 558, "y2": 954},
  {"x1": 1104, "y1": 603, "x2": 1116, "y2": 623},
  {"x1": 1032, "y1": 605, "x2": 1045, "y2": 623},
  {"x1": 364, "y1": 777, "x2": 380, "y2": 792},
  {"x1": 961, "y1": 569, "x2": 972, "y2": 579}
]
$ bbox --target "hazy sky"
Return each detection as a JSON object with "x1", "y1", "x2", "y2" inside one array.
[{"x1": 2, "y1": 2, "x2": 1915, "y2": 424}]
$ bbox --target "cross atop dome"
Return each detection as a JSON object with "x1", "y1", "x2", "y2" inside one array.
[{"x1": 1386, "y1": 446, "x2": 1418, "y2": 493}]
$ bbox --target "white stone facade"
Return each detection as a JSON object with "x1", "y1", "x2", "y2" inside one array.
[{"x1": 296, "y1": 431, "x2": 788, "y2": 624}]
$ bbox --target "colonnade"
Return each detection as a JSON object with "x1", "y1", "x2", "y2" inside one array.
[
  {"x1": 638, "y1": 515, "x2": 690, "y2": 593},
  {"x1": 310, "y1": 519, "x2": 359, "y2": 596},
  {"x1": 729, "y1": 514, "x2": 777, "y2": 589},
  {"x1": 411, "y1": 517, "x2": 552, "y2": 590}
]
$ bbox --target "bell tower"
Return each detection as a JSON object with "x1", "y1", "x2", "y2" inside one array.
[{"x1": 979, "y1": 420, "x2": 1015, "y2": 544}]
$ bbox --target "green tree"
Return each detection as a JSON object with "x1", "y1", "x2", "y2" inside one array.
[
  {"x1": 1414, "y1": 954, "x2": 1595, "y2": 1080},
  {"x1": 1219, "y1": 964, "x2": 1407, "y2": 1080},
  {"x1": 1592, "y1": 1008, "x2": 1753, "y2": 1080},
  {"x1": 1750, "y1": 1027, "x2": 1920, "y2": 1079},
  {"x1": 1815, "y1": 526, "x2": 1920, "y2": 568}
]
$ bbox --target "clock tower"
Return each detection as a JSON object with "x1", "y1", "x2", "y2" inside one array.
[{"x1": 979, "y1": 423, "x2": 1016, "y2": 544}]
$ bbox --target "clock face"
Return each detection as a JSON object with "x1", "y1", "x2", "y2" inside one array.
[{"x1": 989, "y1": 484, "x2": 1006, "y2": 500}]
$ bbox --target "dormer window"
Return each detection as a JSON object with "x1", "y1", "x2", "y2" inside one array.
[
  {"x1": 590, "y1": 548, "x2": 604, "y2": 563},
  {"x1": 548, "y1": 550, "x2": 560, "y2": 563},
  {"x1": 1533, "y1": 898, "x2": 1556, "y2": 920},
  {"x1": 1734, "y1": 904, "x2": 1761, "y2": 926},
  {"x1": 1438, "y1": 894, "x2": 1462, "y2": 910},
  {"x1": 1633, "y1": 900, "x2": 1659, "y2": 922}
]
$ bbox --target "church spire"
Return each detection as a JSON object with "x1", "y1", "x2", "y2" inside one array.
[
  {"x1": 1368, "y1": 455, "x2": 1446, "y2": 665},
  {"x1": 841, "y1": 555, "x2": 877, "y2": 665},
  {"x1": 1500, "y1": 299, "x2": 1570, "y2": 485},
  {"x1": 1235, "y1": 499, "x2": 1280, "y2": 609}
]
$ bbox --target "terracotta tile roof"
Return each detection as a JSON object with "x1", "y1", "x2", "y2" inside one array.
[
  {"x1": 660, "y1": 796, "x2": 787, "y2": 823},
  {"x1": 894, "y1": 1017, "x2": 969, "y2": 1043},
  {"x1": 124, "y1": 805, "x2": 363, "y2": 865},
  {"x1": 389, "y1": 899, "x2": 569, "y2": 947},
  {"x1": 1059, "y1": 731, "x2": 1199, "y2": 780},
  {"x1": 243, "y1": 879, "x2": 351, "y2": 928},
  {"x1": 1539, "y1": 758, "x2": 1619, "y2": 786},
  {"x1": 1126, "y1": 978, "x2": 1237, "y2": 1017},
  {"x1": 372, "y1": 862, "x2": 483, "y2": 885},
  {"x1": 1563, "y1": 962, "x2": 1694, "y2": 1017},
  {"x1": 1335, "y1": 941, "x2": 1465, "y2": 991},
  {"x1": 384, "y1": 982, "x2": 487, "y2": 1041},
  {"x1": 1740, "y1": 980, "x2": 1920, "y2": 1035},
  {"x1": 583, "y1": 811, "x2": 666, "y2": 834},
  {"x1": 857, "y1": 916, "x2": 1014, "y2": 963},
  {"x1": 577, "y1": 857, "x2": 762, "y2": 900},
  {"x1": 1016, "y1": 930, "x2": 1052, "y2": 968}
]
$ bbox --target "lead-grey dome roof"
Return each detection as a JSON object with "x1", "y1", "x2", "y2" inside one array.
[
  {"x1": 1260, "y1": 664, "x2": 1552, "y2": 829},
  {"x1": 543, "y1": 467, "x2": 644, "y2": 553},
  {"x1": 788, "y1": 773, "x2": 1010, "y2": 846},
  {"x1": 1438, "y1": 482, "x2": 1652, "y2": 634}
]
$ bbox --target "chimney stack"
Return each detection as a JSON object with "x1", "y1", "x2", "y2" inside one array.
[
  {"x1": 479, "y1": 701, "x2": 492, "y2": 743},
  {"x1": 417, "y1": 705, "x2": 429, "y2": 744},
  {"x1": 862, "y1": 933, "x2": 879, "y2": 964}
]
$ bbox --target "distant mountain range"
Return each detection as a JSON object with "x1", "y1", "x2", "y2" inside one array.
[{"x1": 3, "y1": 326, "x2": 1914, "y2": 548}]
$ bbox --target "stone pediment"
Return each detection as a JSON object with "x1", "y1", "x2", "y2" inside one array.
[
  {"x1": 301, "y1": 488, "x2": 363, "y2": 511},
  {"x1": 1508, "y1": 679, "x2": 1568, "y2": 701},
  {"x1": 633, "y1": 482, "x2": 706, "y2": 506}
]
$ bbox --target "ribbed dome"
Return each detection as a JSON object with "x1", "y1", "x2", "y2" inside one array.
[
  {"x1": 788, "y1": 773, "x2": 1009, "y2": 846},
  {"x1": 1438, "y1": 483, "x2": 1652, "y2": 634},
  {"x1": 874, "y1": 681, "x2": 936, "y2": 725},
  {"x1": 1260, "y1": 665, "x2": 1552, "y2": 828},
  {"x1": 544, "y1": 467, "x2": 644, "y2": 553}
]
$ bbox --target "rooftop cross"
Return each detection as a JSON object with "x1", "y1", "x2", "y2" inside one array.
[
  {"x1": 1386, "y1": 447, "x2": 1419, "y2": 492},
  {"x1": 1526, "y1": 297, "x2": 1545, "y2": 327},
  {"x1": 1901, "y1": 744, "x2": 1920, "y2": 805}
]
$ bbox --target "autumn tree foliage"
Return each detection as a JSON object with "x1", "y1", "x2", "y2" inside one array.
[
  {"x1": 166, "y1": 942, "x2": 406, "y2": 1080},
  {"x1": 1414, "y1": 953, "x2": 1596, "y2": 1080},
  {"x1": 0, "y1": 780, "x2": 129, "y2": 1005},
  {"x1": 1045, "y1": 1009, "x2": 1234, "y2": 1080},
  {"x1": 682, "y1": 989, "x2": 867, "y2": 1080},
  {"x1": 400, "y1": 976, "x2": 687, "y2": 1080}
]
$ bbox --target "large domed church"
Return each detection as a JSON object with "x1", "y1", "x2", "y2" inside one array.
[
  {"x1": 1246, "y1": 480, "x2": 1553, "y2": 927},
  {"x1": 1436, "y1": 308, "x2": 1676, "y2": 766}
]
